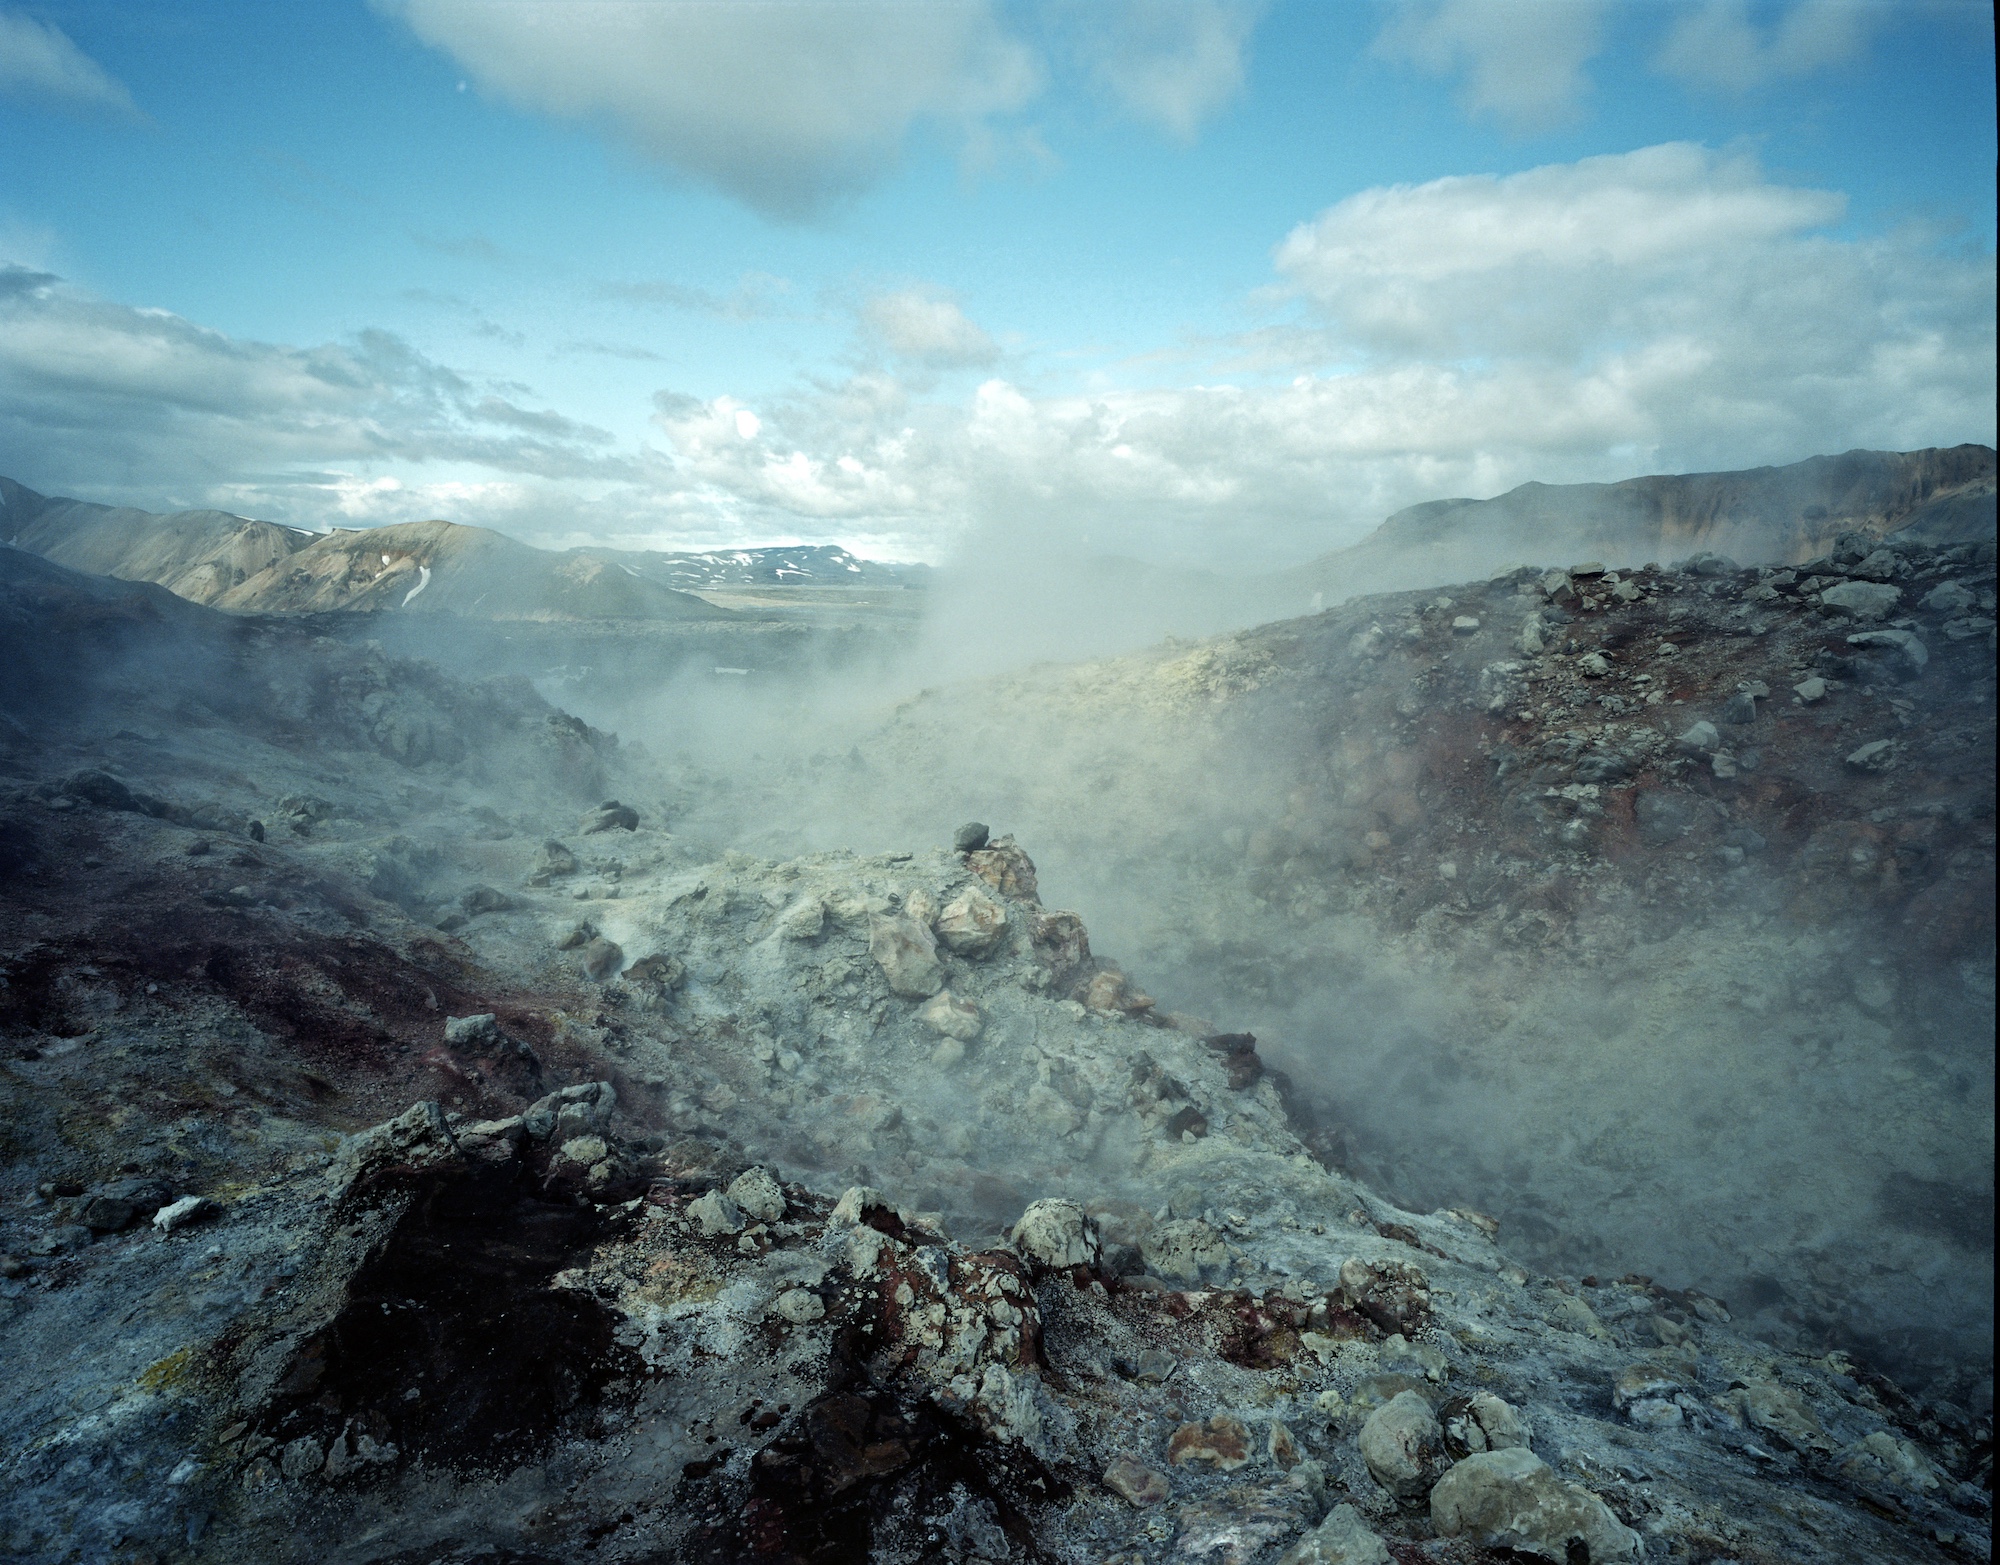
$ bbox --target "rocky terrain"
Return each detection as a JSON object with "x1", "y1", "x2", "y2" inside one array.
[{"x1": 0, "y1": 530, "x2": 1992, "y2": 1562}]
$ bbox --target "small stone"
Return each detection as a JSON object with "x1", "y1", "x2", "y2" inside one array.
[
  {"x1": 771, "y1": 1288, "x2": 826, "y2": 1324},
  {"x1": 1167, "y1": 1414, "x2": 1252, "y2": 1470},
  {"x1": 579, "y1": 936, "x2": 624, "y2": 980},
  {"x1": 1845, "y1": 739, "x2": 1898, "y2": 772},
  {"x1": 1277, "y1": 1504, "x2": 1392, "y2": 1565},
  {"x1": 1576, "y1": 651, "x2": 1611, "y2": 677},
  {"x1": 829, "y1": 1185, "x2": 887, "y2": 1226},
  {"x1": 1921, "y1": 580, "x2": 1976, "y2": 614},
  {"x1": 953, "y1": 821, "x2": 991, "y2": 853},
  {"x1": 1676, "y1": 721, "x2": 1719, "y2": 752},
  {"x1": 1103, "y1": 1454, "x2": 1170, "y2": 1506},
  {"x1": 1010, "y1": 1198, "x2": 1100, "y2": 1270},
  {"x1": 1820, "y1": 580, "x2": 1902, "y2": 620},
  {"x1": 527, "y1": 839, "x2": 577, "y2": 884},
  {"x1": 1430, "y1": 1447, "x2": 1640, "y2": 1561},
  {"x1": 1268, "y1": 1419, "x2": 1301, "y2": 1469},
  {"x1": 1571, "y1": 561, "x2": 1607, "y2": 577},
  {"x1": 580, "y1": 800, "x2": 640, "y2": 834},
  {"x1": 1451, "y1": 615, "x2": 1480, "y2": 634},
  {"x1": 442, "y1": 1013, "x2": 499, "y2": 1047},
  {"x1": 1794, "y1": 676, "x2": 1828, "y2": 702},
  {"x1": 687, "y1": 1188, "x2": 744, "y2": 1237},
  {"x1": 151, "y1": 1195, "x2": 219, "y2": 1235},
  {"x1": 1720, "y1": 691, "x2": 1758, "y2": 724},
  {"x1": 934, "y1": 886, "x2": 1008, "y2": 956},
  {"x1": 727, "y1": 1166, "x2": 788, "y2": 1223},
  {"x1": 918, "y1": 989, "x2": 983, "y2": 1041},
  {"x1": 1359, "y1": 1390, "x2": 1447, "y2": 1498},
  {"x1": 459, "y1": 883, "x2": 514, "y2": 915},
  {"x1": 1440, "y1": 1392, "x2": 1530, "y2": 1456},
  {"x1": 1848, "y1": 628, "x2": 1929, "y2": 671},
  {"x1": 556, "y1": 1134, "x2": 608, "y2": 1169}
]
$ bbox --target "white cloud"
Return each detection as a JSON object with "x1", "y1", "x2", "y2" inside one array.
[
  {"x1": 861, "y1": 288, "x2": 1000, "y2": 368},
  {"x1": 1656, "y1": 0, "x2": 1878, "y2": 93},
  {"x1": 376, "y1": 0, "x2": 1042, "y2": 220},
  {"x1": 1375, "y1": 0, "x2": 1607, "y2": 133},
  {"x1": 0, "y1": 8, "x2": 139, "y2": 116},
  {"x1": 1059, "y1": 0, "x2": 1263, "y2": 140}
]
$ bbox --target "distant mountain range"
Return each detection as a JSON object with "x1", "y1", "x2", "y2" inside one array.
[{"x1": 0, "y1": 478, "x2": 927, "y2": 622}]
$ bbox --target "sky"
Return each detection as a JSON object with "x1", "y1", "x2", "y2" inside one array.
[{"x1": 0, "y1": 0, "x2": 1994, "y2": 569}]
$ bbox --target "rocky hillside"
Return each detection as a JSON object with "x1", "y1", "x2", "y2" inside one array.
[
  {"x1": 670, "y1": 527, "x2": 1997, "y2": 1400},
  {"x1": 0, "y1": 551, "x2": 1989, "y2": 1562},
  {"x1": 1285, "y1": 445, "x2": 1996, "y2": 606}
]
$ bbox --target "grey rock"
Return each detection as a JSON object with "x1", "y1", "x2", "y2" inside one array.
[
  {"x1": 688, "y1": 1189, "x2": 744, "y2": 1237},
  {"x1": 1686, "y1": 553, "x2": 1739, "y2": 576},
  {"x1": 1845, "y1": 739, "x2": 1898, "y2": 772},
  {"x1": 1676, "y1": 720, "x2": 1720, "y2": 752},
  {"x1": 868, "y1": 912, "x2": 943, "y2": 997},
  {"x1": 1720, "y1": 691, "x2": 1758, "y2": 725},
  {"x1": 1103, "y1": 1453, "x2": 1170, "y2": 1507},
  {"x1": 1010, "y1": 1198, "x2": 1099, "y2": 1270},
  {"x1": 1921, "y1": 581, "x2": 1976, "y2": 614},
  {"x1": 1634, "y1": 791, "x2": 1697, "y2": 848},
  {"x1": 580, "y1": 800, "x2": 639, "y2": 834},
  {"x1": 1430, "y1": 1447, "x2": 1639, "y2": 1561},
  {"x1": 442, "y1": 1013, "x2": 500, "y2": 1047},
  {"x1": 726, "y1": 1166, "x2": 787, "y2": 1224},
  {"x1": 151, "y1": 1194, "x2": 219, "y2": 1234},
  {"x1": 1278, "y1": 1504, "x2": 1392, "y2": 1565},
  {"x1": 953, "y1": 821, "x2": 991, "y2": 853},
  {"x1": 774, "y1": 896, "x2": 826, "y2": 940},
  {"x1": 934, "y1": 885, "x2": 1008, "y2": 956},
  {"x1": 528, "y1": 839, "x2": 577, "y2": 884},
  {"x1": 279, "y1": 1436, "x2": 326, "y2": 1481},
  {"x1": 580, "y1": 936, "x2": 624, "y2": 980},
  {"x1": 1820, "y1": 580, "x2": 1902, "y2": 620},
  {"x1": 1451, "y1": 615, "x2": 1480, "y2": 634},
  {"x1": 1359, "y1": 1390, "x2": 1448, "y2": 1498},
  {"x1": 770, "y1": 1287, "x2": 825, "y2": 1323},
  {"x1": 1140, "y1": 1217, "x2": 1227, "y2": 1282},
  {"x1": 1847, "y1": 628, "x2": 1928, "y2": 671},
  {"x1": 1576, "y1": 651, "x2": 1611, "y2": 677},
  {"x1": 919, "y1": 989, "x2": 982, "y2": 1041},
  {"x1": 1794, "y1": 676, "x2": 1828, "y2": 702},
  {"x1": 331, "y1": 1101, "x2": 459, "y2": 1199},
  {"x1": 459, "y1": 883, "x2": 514, "y2": 915}
]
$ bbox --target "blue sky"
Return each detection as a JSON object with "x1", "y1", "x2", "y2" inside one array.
[{"x1": 1, "y1": 1, "x2": 1993, "y2": 566}]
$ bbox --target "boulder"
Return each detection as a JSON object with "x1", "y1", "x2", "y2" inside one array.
[
  {"x1": 1440, "y1": 1392, "x2": 1530, "y2": 1455},
  {"x1": 330, "y1": 1101, "x2": 460, "y2": 1202},
  {"x1": 952, "y1": 821, "x2": 991, "y2": 853},
  {"x1": 442, "y1": 1013, "x2": 500, "y2": 1047},
  {"x1": 527, "y1": 839, "x2": 577, "y2": 884},
  {"x1": 1676, "y1": 721, "x2": 1719, "y2": 752},
  {"x1": 1819, "y1": 580, "x2": 1901, "y2": 620},
  {"x1": 1847, "y1": 628, "x2": 1928, "y2": 672},
  {"x1": 580, "y1": 936, "x2": 625, "y2": 980},
  {"x1": 965, "y1": 836, "x2": 1038, "y2": 901},
  {"x1": 688, "y1": 1189, "x2": 744, "y2": 1237},
  {"x1": 1430, "y1": 1448, "x2": 1638, "y2": 1561},
  {"x1": 1359, "y1": 1390, "x2": 1448, "y2": 1499},
  {"x1": 868, "y1": 913, "x2": 943, "y2": 997},
  {"x1": 775, "y1": 896, "x2": 826, "y2": 940},
  {"x1": 151, "y1": 1194, "x2": 220, "y2": 1235},
  {"x1": 726, "y1": 1166, "x2": 787, "y2": 1224},
  {"x1": 1141, "y1": 1218, "x2": 1227, "y2": 1283},
  {"x1": 1009, "y1": 1198, "x2": 1099, "y2": 1270},
  {"x1": 934, "y1": 886, "x2": 1008, "y2": 956},
  {"x1": 1102, "y1": 1454, "x2": 1170, "y2": 1507},
  {"x1": 919, "y1": 989, "x2": 982, "y2": 1040},
  {"x1": 1166, "y1": 1415, "x2": 1251, "y2": 1470},
  {"x1": 580, "y1": 800, "x2": 639, "y2": 834}
]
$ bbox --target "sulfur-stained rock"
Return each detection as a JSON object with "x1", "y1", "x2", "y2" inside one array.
[
  {"x1": 868, "y1": 913, "x2": 943, "y2": 997},
  {"x1": 1726, "y1": 1380, "x2": 1835, "y2": 1452},
  {"x1": 1359, "y1": 1390, "x2": 1447, "y2": 1499},
  {"x1": 1840, "y1": 1430, "x2": 1941, "y2": 1494},
  {"x1": 918, "y1": 989, "x2": 982, "y2": 1041},
  {"x1": 1430, "y1": 1448, "x2": 1639, "y2": 1562},
  {"x1": 771, "y1": 1288, "x2": 826, "y2": 1324},
  {"x1": 934, "y1": 885, "x2": 1007, "y2": 956},
  {"x1": 1167, "y1": 1415, "x2": 1252, "y2": 1470},
  {"x1": 1009, "y1": 1198, "x2": 1098, "y2": 1271},
  {"x1": 966, "y1": 835, "x2": 1038, "y2": 901},
  {"x1": 1277, "y1": 1504, "x2": 1392, "y2": 1565}
]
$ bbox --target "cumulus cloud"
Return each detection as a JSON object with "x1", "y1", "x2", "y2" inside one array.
[
  {"x1": 1656, "y1": 0, "x2": 1879, "y2": 93},
  {"x1": 0, "y1": 265, "x2": 624, "y2": 505},
  {"x1": 1057, "y1": 0, "x2": 1263, "y2": 140},
  {"x1": 0, "y1": 7, "x2": 140, "y2": 116},
  {"x1": 1375, "y1": 0, "x2": 1606, "y2": 133},
  {"x1": 376, "y1": 0, "x2": 1041, "y2": 220},
  {"x1": 860, "y1": 288, "x2": 999, "y2": 368}
]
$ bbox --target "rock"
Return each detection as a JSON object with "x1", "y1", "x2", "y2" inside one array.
[
  {"x1": 1103, "y1": 1454, "x2": 1170, "y2": 1506},
  {"x1": 829, "y1": 1185, "x2": 888, "y2": 1226},
  {"x1": 460, "y1": 883, "x2": 514, "y2": 915},
  {"x1": 1430, "y1": 1447, "x2": 1639, "y2": 1562},
  {"x1": 952, "y1": 821, "x2": 991, "y2": 853},
  {"x1": 279, "y1": 1436, "x2": 325, "y2": 1481},
  {"x1": 1167, "y1": 1415, "x2": 1251, "y2": 1470},
  {"x1": 688, "y1": 1189, "x2": 744, "y2": 1237},
  {"x1": 868, "y1": 913, "x2": 943, "y2": 997},
  {"x1": 1572, "y1": 560, "x2": 1608, "y2": 577},
  {"x1": 934, "y1": 885, "x2": 1008, "y2": 956},
  {"x1": 1268, "y1": 1419, "x2": 1301, "y2": 1469},
  {"x1": 1845, "y1": 739, "x2": 1898, "y2": 772},
  {"x1": 1516, "y1": 613, "x2": 1546, "y2": 655},
  {"x1": 726, "y1": 1166, "x2": 787, "y2": 1224},
  {"x1": 771, "y1": 1288, "x2": 826, "y2": 1324},
  {"x1": 580, "y1": 800, "x2": 640, "y2": 834},
  {"x1": 331, "y1": 1102, "x2": 460, "y2": 1199},
  {"x1": 1277, "y1": 1504, "x2": 1392, "y2": 1565},
  {"x1": 443, "y1": 1013, "x2": 500, "y2": 1047},
  {"x1": 151, "y1": 1194, "x2": 219, "y2": 1234},
  {"x1": 1685, "y1": 553, "x2": 1738, "y2": 576},
  {"x1": 1820, "y1": 580, "x2": 1901, "y2": 620},
  {"x1": 527, "y1": 839, "x2": 577, "y2": 884},
  {"x1": 1720, "y1": 691, "x2": 1758, "y2": 724},
  {"x1": 1009, "y1": 1199, "x2": 1099, "y2": 1270},
  {"x1": 79, "y1": 1178, "x2": 173, "y2": 1232},
  {"x1": 556, "y1": 1134, "x2": 608, "y2": 1170},
  {"x1": 1141, "y1": 1217, "x2": 1227, "y2": 1282},
  {"x1": 1794, "y1": 676, "x2": 1828, "y2": 702},
  {"x1": 965, "y1": 835, "x2": 1038, "y2": 900},
  {"x1": 1676, "y1": 720, "x2": 1719, "y2": 752},
  {"x1": 1549, "y1": 1294, "x2": 1612, "y2": 1341},
  {"x1": 1848, "y1": 628, "x2": 1929, "y2": 671},
  {"x1": 580, "y1": 936, "x2": 624, "y2": 980},
  {"x1": 623, "y1": 952, "x2": 684, "y2": 989},
  {"x1": 1922, "y1": 580, "x2": 1976, "y2": 614},
  {"x1": 556, "y1": 920, "x2": 596, "y2": 950},
  {"x1": 1575, "y1": 651, "x2": 1611, "y2": 677},
  {"x1": 918, "y1": 989, "x2": 983, "y2": 1042},
  {"x1": 1359, "y1": 1390, "x2": 1448, "y2": 1498},
  {"x1": 1440, "y1": 1392, "x2": 1530, "y2": 1456},
  {"x1": 775, "y1": 896, "x2": 826, "y2": 940},
  {"x1": 1451, "y1": 615, "x2": 1480, "y2": 634},
  {"x1": 1840, "y1": 1430, "x2": 1941, "y2": 1493},
  {"x1": 456, "y1": 1116, "x2": 526, "y2": 1164},
  {"x1": 1727, "y1": 1381, "x2": 1834, "y2": 1452}
]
